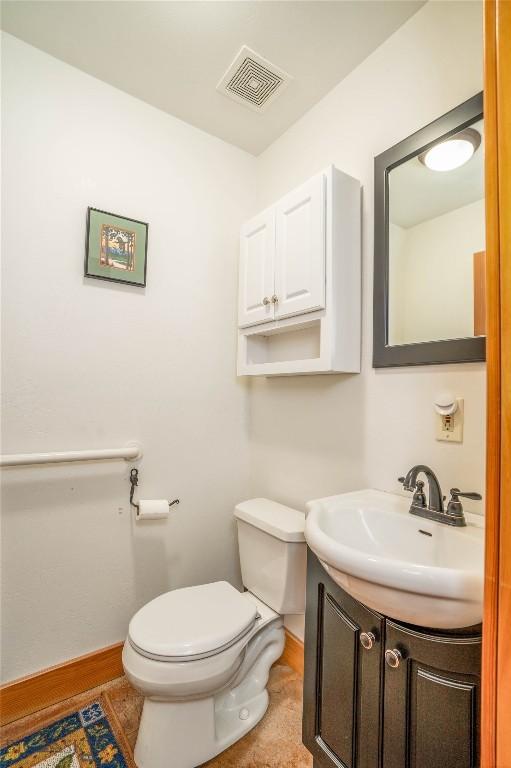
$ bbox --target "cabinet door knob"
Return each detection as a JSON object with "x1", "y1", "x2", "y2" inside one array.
[
  {"x1": 262, "y1": 296, "x2": 271, "y2": 305},
  {"x1": 385, "y1": 649, "x2": 402, "y2": 668},
  {"x1": 360, "y1": 632, "x2": 375, "y2": 650},
  {"x1": 271, "y1": 295, "x2": 279, "y2": 303}
]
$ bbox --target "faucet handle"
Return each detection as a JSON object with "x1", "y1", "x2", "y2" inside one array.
[
  {"x1": 445, "y1": 488, "x2": 481, "y2": 526},
  {"x1": 412, "y1": 480, "x2": 427, "y2": 507},
  {"x1": 449, "y1": 488, "x2": 482, "y2": 501}
]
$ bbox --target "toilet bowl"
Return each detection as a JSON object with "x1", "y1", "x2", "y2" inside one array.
[{"x1": 123, "y1": 498, "x2": 306, "y2": 768}]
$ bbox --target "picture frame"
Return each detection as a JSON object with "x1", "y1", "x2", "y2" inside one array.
[{"x1": 85, "y1": 207, "x2": 148, "y2": 287}]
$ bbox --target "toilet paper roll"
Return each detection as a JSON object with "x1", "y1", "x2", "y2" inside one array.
[{"x1": 137, "y1": 499, "x2": 169, "y2": 520}]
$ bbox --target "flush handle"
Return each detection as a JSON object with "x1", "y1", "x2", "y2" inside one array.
[
  {"x1": 385, "y1": 649, "x2": 402, "y2": 668},
  {"x1": 360, "y1": 632, "x2": 376, "y2": 651}
]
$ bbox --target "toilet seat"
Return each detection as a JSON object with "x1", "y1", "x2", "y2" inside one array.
[
  {"x1": 123, "y1": 592, "x2": 282, "y2": 704},
  {"x1": 128, "y1": 581, "x2": 258, "y2": 662}
]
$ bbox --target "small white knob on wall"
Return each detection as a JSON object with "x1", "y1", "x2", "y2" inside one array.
[{"x1": 434, "y1": 392, "x2": 458, "y2": 416}]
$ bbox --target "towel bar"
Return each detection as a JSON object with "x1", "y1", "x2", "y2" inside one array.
[{"x1": 0, "y1": 442, "x2": 142, "y2": 467}]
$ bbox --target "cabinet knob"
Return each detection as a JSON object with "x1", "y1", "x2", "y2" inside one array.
[
  {"x1": 385, "y1": 649, "x2": 402, "y2": 669},
  {"x1": 271, "y1": 295, "x2": 279, "y2": 303},
  {"x1": 360, "y1": 632, "x2": 375, "y2": 650},
  {"x1": 262, "y1": 296, "x2": 271, "y2": 306}
]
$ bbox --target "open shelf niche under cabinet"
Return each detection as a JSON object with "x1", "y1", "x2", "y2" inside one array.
[{"x1": 237, "y1": 165, "x2": 361, "y2": 376}]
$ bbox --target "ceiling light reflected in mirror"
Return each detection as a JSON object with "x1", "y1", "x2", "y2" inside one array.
[{"x1": 418, "y1": 127, "x2": 481, "y2": 172}]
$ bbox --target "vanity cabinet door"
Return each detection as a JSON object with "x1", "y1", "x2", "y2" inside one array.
[
  {"x1": 382, "y1": 620, "x2": 481, "y2": 768},
  {"x1": 238, "y1": 209, "x2": 275, "y2": 328},
  {"x1": 303, "y1": 551, "x2": 384, "y2": 768},
  {"x1": 274, "y1": 173, "x2": 326, "y2": 320}
]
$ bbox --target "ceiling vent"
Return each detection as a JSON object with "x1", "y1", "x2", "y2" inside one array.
[{"x1": 217, "y1": 46, "x2": 292, "y2": 113}]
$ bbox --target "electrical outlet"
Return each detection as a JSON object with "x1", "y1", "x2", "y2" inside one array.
[{"x1": 436, "y1": 398, "x2": 464, "y2": 442}]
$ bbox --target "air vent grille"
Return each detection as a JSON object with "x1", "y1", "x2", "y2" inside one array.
[
  {"x1": 217, "y1": 46, "x2": 291, "y2": 113},
  {"x1": 226, "y1": 57, "x2": 283, "y2": 107}
]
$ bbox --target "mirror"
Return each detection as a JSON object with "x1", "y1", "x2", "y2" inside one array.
[
  {"x1": 373, "y1": 93, "x2": 486, "y2": 367},
  {"x1": 388, "y1": 118, "x2": 484, "y2": 346}
]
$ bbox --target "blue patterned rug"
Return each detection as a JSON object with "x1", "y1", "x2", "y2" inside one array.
[{"x1": 0, "y1": 695, "x2": 134, "y2": 768}]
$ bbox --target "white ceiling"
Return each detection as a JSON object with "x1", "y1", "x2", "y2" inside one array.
[
  {"x1": 0, "y1": 0, "x2": 425, "y2": 155},
  {"x1": 389, "y1": 119, "x2": 484, "y2": 229}
]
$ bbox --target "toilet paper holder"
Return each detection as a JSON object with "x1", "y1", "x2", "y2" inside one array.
[{"x1": 129, "y1": 468, "x2": 179, "y2": 513}]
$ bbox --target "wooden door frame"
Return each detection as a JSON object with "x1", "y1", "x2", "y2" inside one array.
[{"x1": 481, "y1": 1, "x2": 511, "y2": 766}]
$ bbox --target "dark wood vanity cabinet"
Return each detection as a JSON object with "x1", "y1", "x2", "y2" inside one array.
[
  {"x1": 302, "y1": 552, "x2": 385, "y2": 768},
  {"x1": 382, "y1": 619, "x2": 481, "y2": 768},
  {"x1": 303, "y1": 551, "x2": 482, "y2": 768}
]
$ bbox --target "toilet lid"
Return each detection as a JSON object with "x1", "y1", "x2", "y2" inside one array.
[{"x1": 128, "y1": 581, "x2": 258, "y2": 660}]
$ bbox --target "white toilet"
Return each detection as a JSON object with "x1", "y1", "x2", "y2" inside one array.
[{"x1": 122, "y1": 498, "x2": 306, "y2": 768}]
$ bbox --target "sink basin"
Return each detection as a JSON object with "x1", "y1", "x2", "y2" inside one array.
[{"x1": 305, "y1": 489, "x2": 484, "y2": 629}]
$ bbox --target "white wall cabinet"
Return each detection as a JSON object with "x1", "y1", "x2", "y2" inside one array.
[
  {"x1": 274, "y1": 173, "x2": 326, "y2": 320},
  {"x1": 238, "y1": 210, "x2": 275, "y2": 328},
  {"x1": 237, "y1": 166, "x2": 361, "y2": 376}
]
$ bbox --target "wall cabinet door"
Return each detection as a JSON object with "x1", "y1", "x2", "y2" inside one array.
[
  {"x1": 382, "y1": 620, "x2": 481, "y2": 768},
  {"x1": 303, "y1": 552, "x2": 384, "y2": 768},
  {"x1": 274, "y1": 173, "x2": 326, "y2": 320},
  {"x1": 238, "y1": 210, "x2": 275, "y2": 327}
]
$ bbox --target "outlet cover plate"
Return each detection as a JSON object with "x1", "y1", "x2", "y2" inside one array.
[{"x1": 436, "y1": 398, "x2": 464, "y2": 443}]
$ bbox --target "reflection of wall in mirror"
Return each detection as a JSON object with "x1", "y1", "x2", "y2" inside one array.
[{"x1": 389, "y1": 198, "x2": 485, "y2": 346}]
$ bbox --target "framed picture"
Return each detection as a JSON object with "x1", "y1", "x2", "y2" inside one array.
[{"x1": 85, "y1": 207, "x2": 148, "y2": 286}]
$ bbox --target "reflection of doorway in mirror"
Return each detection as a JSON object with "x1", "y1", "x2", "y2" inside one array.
[
  {"x1": 473, "y1": 250, "x2": 486, "y2": 336},
  {"x1": 389, "y1": 198, "x2": 485, "y2": 345}
]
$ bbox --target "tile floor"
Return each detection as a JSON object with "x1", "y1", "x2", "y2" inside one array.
[{"x1": 2, "y1": 665, "x2": 312, "y2": 768}]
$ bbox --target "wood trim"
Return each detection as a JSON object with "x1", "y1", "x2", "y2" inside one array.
[
  {"x1": 482, "y1": 1, "x2": 511, "y2": 766},
  {"x1": 495, "y1": 0, "x2": 511, "y2": 763},
  {"x1": 0, "y1": 628, "x2": 304, "y2": 727},
  {"x1": 0, "y1": 613, "x2": 492, "y2": 749},
  {"x1": 278, "y1": 628, "x2": 304, "y2": 677},
  {"x1": 481, "y1": 5, "x2": 501, "y2": 759},
  {"x1": 0, "y1": 642, "x2": 124, "y2": 726},
  {"x1": 473, "y1": 251, "x2": 487, "y2": 336}
]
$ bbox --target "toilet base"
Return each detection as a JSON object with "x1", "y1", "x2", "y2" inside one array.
[
  {"x1": 133, "y1": 622, "x2": 285, "y2": 768},
  {"x1": 135, "y1": 688, "x2": 269, "y2": 768}
]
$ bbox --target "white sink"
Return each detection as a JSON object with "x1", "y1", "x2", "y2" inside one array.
[{"x1": 305, "y1": 489, "x2": 484, "y2": 629}]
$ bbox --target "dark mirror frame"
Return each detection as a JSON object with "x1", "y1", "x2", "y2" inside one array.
[{"x1": 373, "y1": 92, "x2": 485, "y2": 368}]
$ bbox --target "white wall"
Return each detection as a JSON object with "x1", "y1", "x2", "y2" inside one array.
[
  {"x1": 390, "y1": 198, "x2": 485, "y2": 345},
  {"x1": 251, "y1": 0, "x2": 485, "y2": 639},
  {"x1": 388, "y1": 222, "x2": 408, "y2": 345},
  {"x1": 0, "y1": 33, "x2": 255, "y2": 682}
]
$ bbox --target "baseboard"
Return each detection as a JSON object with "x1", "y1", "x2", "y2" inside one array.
[
  {"x1": 0, "y1": 626, "x2": 304, "y2": 726},
  {"x1": 0, "y1": 642, "x2": 124, "y2": 726},
  {"x1": 278, "y1": 628, "x2": 304, "y2": 676}
]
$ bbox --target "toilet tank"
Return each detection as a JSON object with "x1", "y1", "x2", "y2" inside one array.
[{"x1": 234, "y1": 498, "x2": 306, "y2": 614}]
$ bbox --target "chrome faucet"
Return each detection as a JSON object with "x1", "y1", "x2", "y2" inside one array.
[{"x1": 398, "y1": 465, "x2": 481, "y2": 527}]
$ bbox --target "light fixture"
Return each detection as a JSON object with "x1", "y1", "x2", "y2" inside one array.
[{"x1": 419, "y1": 127, "x2": 481, "y2": 172}]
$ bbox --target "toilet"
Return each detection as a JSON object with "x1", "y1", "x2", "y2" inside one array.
[{"x1": 122, "y1": 498, "x2": 306, "y2": 768}]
